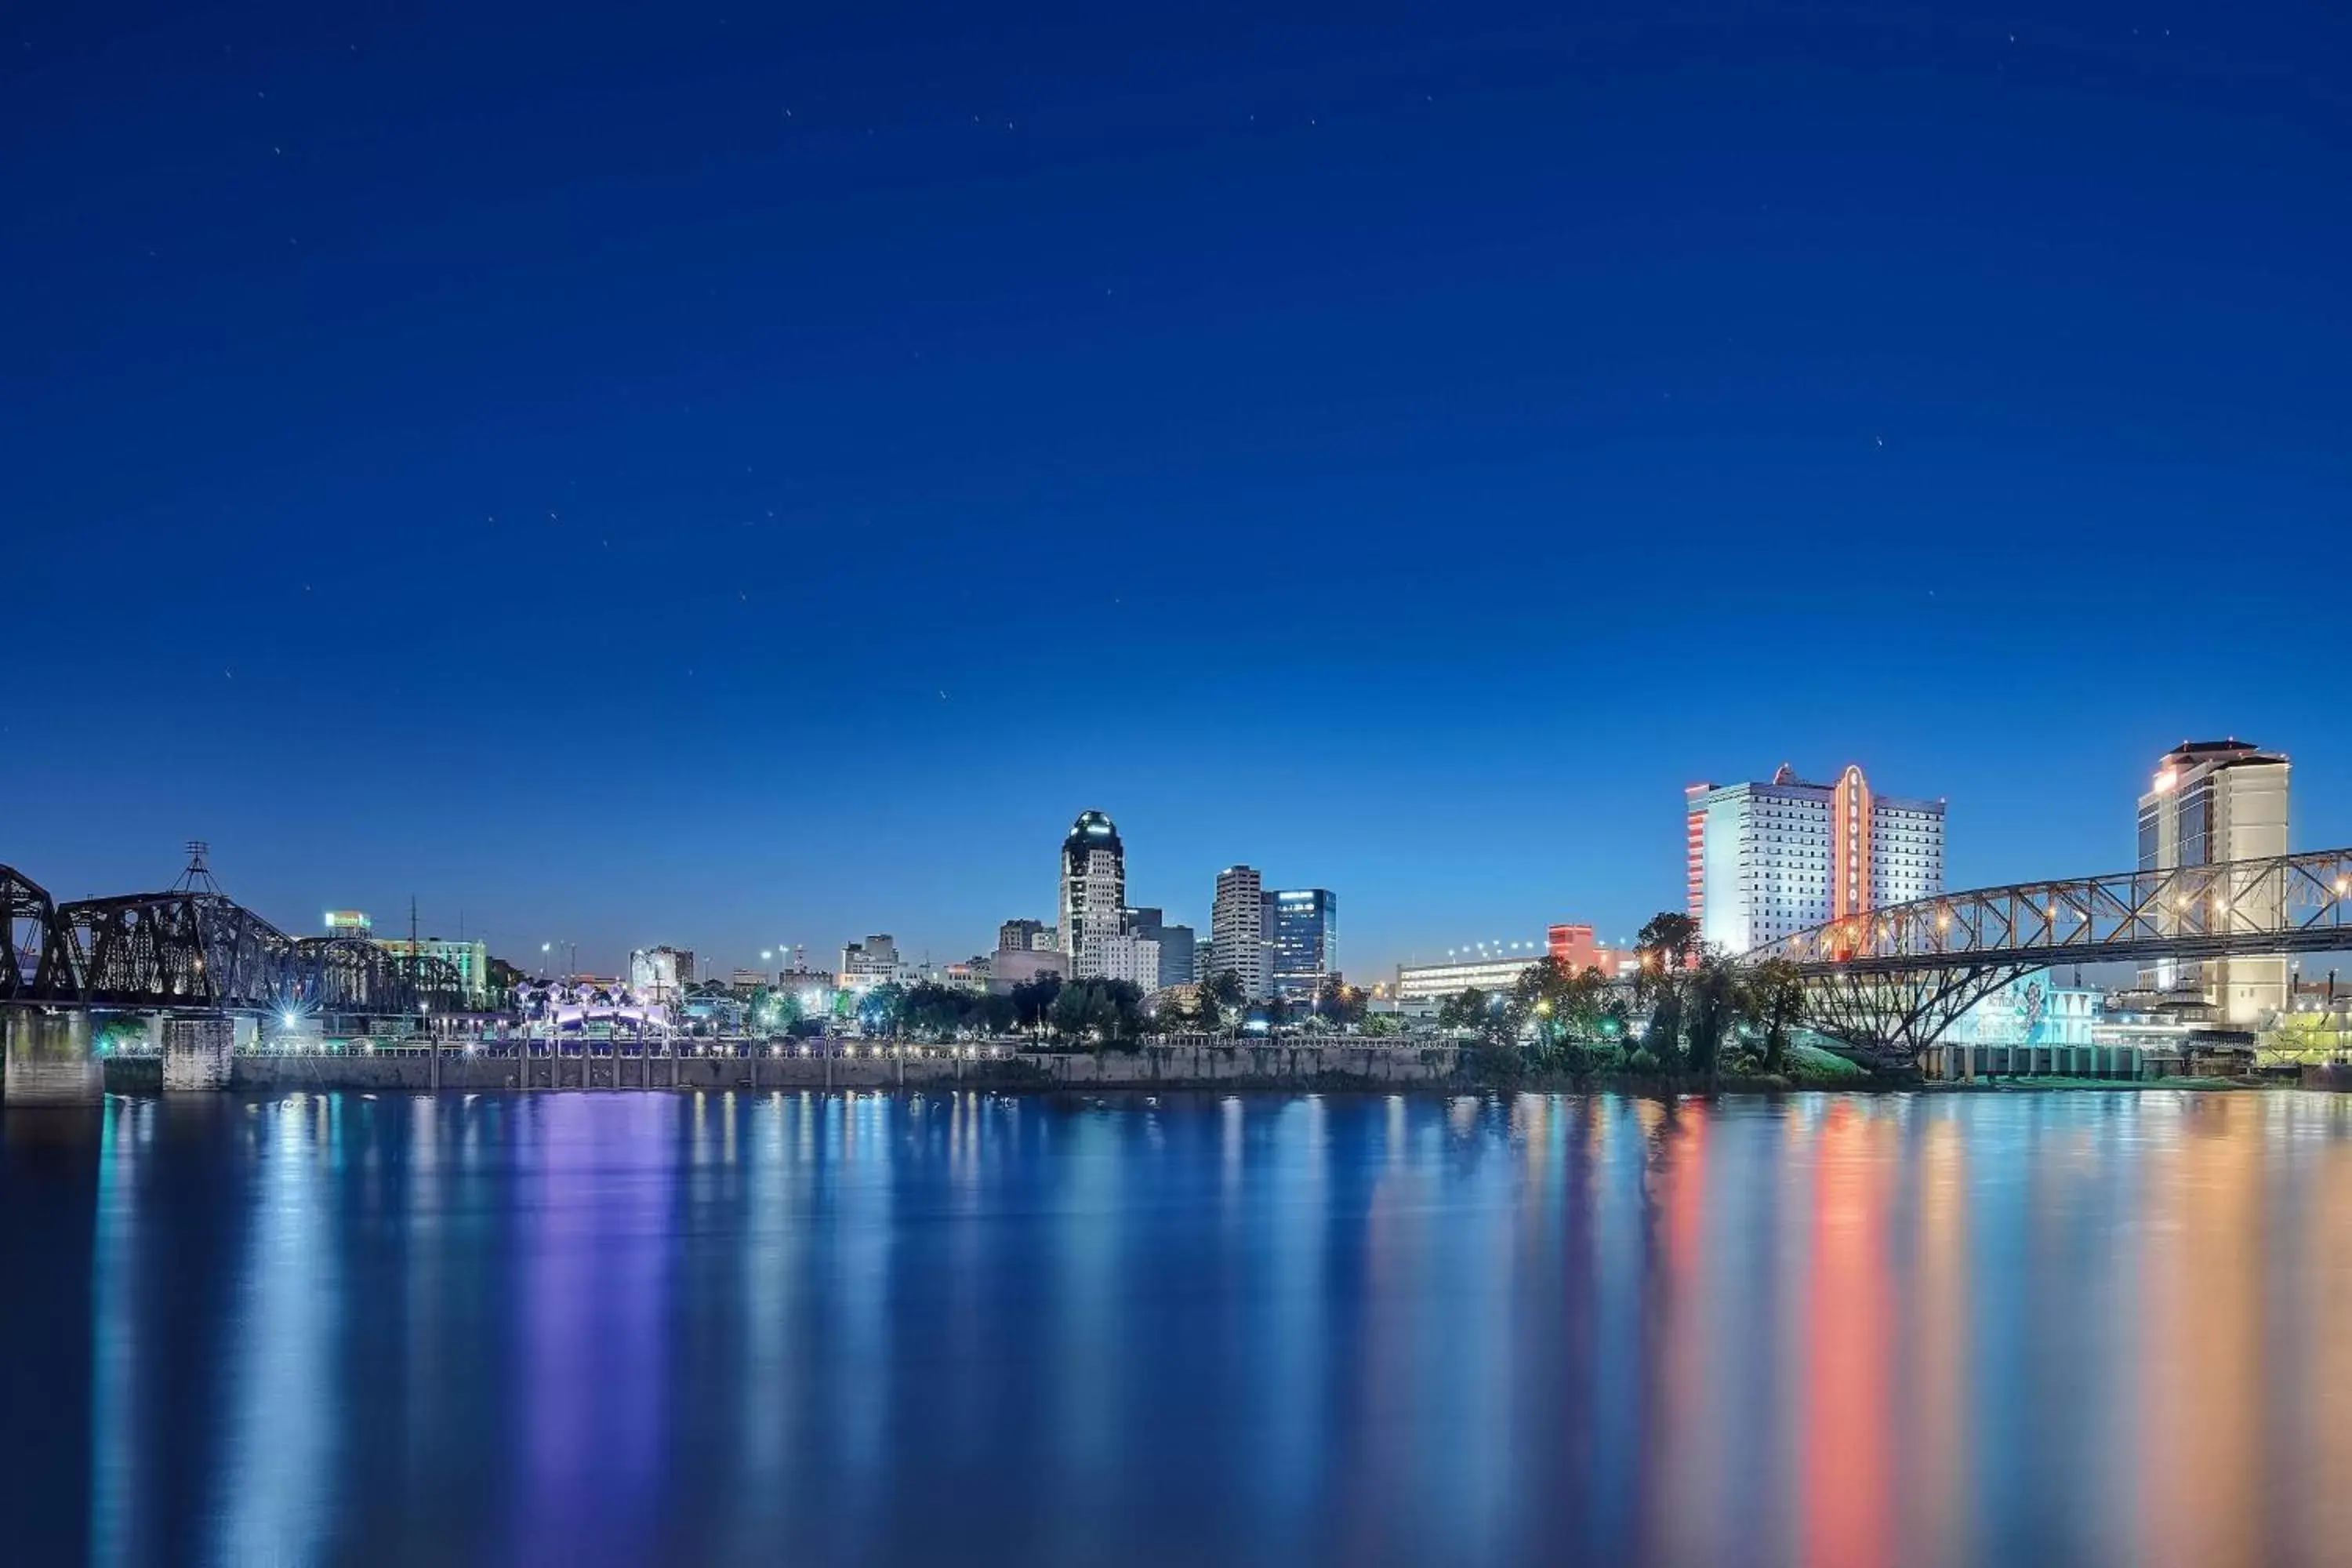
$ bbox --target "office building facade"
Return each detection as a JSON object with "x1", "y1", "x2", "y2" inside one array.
[
  {"x1": 1123, "y1": 906, "x2": 1195, "y2": 992},
  {"x1": 2137, "y1": 738, "x2": 2291, "y2": 1023},
  {"x1": 1059, "y1": 811, "x2": 1127, "y2": 980},
  {"x1": 1686, "y1": 763, "x2": 1944, "y2": 955},
  {"x1": 838, "y1": 935, "x2": 901, "y2": 993},
  {"x1": 1211, "y1": 866, "x2": 1270, "y2": 1000},
  {"x1": 372, "y1": 933, "x2": 495, "y2": 1005},
  {"x1": 1269, "y1": 889, "x2": 1339, "y2": 1001},
  {"x1": 1156, "y1": 924, "x2": 1196, "y2": 992},
  {"x1": 1099, "y1": 933, "x2": 1163, "y2": 994}
]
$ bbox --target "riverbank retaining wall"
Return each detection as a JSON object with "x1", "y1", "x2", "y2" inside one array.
[{"x1": 96, "y1": 1040, "x2": 1462, "y2": 1095}]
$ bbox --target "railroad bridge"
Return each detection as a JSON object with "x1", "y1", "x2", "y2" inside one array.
[{"x1": 4, "y1": 846, "x2": 464, "y2": 1102}]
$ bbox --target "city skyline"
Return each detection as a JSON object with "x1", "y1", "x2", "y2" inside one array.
[
  {"x1": 13, "y1": 732, "x2": 2345, "y2": 984},
  {"x1": 10, "y1": 1, "x2": 2350, "y2": 978},
  {"x1": 10, "y1": 5, "x2": 2350, "y2": 1561}
]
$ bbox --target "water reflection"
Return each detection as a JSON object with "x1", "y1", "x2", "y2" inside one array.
[{"x1": 5, "y1": 1090, "x2": 2351, "y2": 1565}]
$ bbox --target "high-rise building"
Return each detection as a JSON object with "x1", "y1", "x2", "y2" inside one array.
[
  {"x1": 1211, "y1": 866, "x2": 1269, "y2": 1000},
  {"x1": 2137, "y1": 739, "x2": 2291, "y2": 1023},
  {"x1": 1059, "y1": 811, "x2": 1127, "y2": 979},
  {"x1": 1686, "y1": 764, "x2": 1944, "y2": 955},
  {"x1": 997, "y1": 918, "x2": 1047, "y2": 953},
  {"x1": 1123, "y1": 906, "x2": 1195, "y2": 992},
  {"x1": 1100, "y1": 932, "x2": 1163, "y2": 994},
  {"x1": 1269, "y1": 889, "x2": 1339, "y2": 1000}
]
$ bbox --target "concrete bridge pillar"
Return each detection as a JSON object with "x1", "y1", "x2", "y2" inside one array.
[
  {"x1": 162, "y1": 1014, "x2": 238, "y2": 1091},
  {"x1": 2, "y1": 1009, "x2": 103, "y2": 1105}
]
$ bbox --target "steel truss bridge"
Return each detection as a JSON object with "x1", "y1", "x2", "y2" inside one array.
[
  {"x1": 3, "y1": 861, "x2": 465, "y2": 1020},
  {"x1": 1738, "y1": 847, "x2": 2352, "y2": 1067}
]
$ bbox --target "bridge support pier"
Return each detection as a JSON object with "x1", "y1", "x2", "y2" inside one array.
[
  {"x1": 2, "y1": 1009, "x2": 102, "y2": 1105},
  {"x1": 162, "y1": 1014, "x2": 245, "y2": 1091}
]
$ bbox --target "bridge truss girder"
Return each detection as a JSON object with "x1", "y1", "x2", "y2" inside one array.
[
  {"x1": 3, "y1": 865, "x2": 76, "y2": 1004},
  {"x1": 289, "y1": 937, "x2": 416, "y2": 1016},
  {"x1": 1798, "y1": 961, "x2": 2035, "y2": 1070},
  {"x1": 283, "y1": 938, "x2": 470, "y2": 1018},
  {"x1": 8, "y1": 867, "x2": 466, "y2": 1022},
  {"x1": 1759, "y1": 848, "x2": 2352, "y2": 975},
  {"x1": 59, "y1": 891, "x2": 296, "y2": 1011}
]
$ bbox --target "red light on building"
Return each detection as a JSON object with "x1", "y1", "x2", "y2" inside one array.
[
  {"x1": 1683, "y1": 784, "x2": 1710, "y2": 928},
  {"x1": 1547, "y1": 923, "x2": 1640, "y2": 977}
]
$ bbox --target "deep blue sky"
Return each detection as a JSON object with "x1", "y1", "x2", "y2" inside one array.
[{"x1": 6, "y1": 0, "x2": 2347, "y2": 977}]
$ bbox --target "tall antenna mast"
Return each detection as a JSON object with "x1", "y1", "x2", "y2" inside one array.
[{"x1": 172, "y1": 840, "x2": 221, "y2": 895}]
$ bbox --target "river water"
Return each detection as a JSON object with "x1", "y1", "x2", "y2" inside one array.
[{"x1": 4, "y1": 1089, "x2": 2350, "y2": 1566}]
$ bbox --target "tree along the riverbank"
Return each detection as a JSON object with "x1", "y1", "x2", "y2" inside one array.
[
  {"x1": 1154, "y1": 970, "x2": 1246, "y2": 1034},
  {"x1": 852, "y1": 975, "x2": 1151, "y2": 1045},
  {"x1": 1433, "y1": 914, "x2": 1838, "y2": 1087}
]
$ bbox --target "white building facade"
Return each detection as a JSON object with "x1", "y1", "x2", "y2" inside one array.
[
  {"x1": 1211, "y1": 866, "x2": 1270, "y2": 1001},
  {"x1": 1395, "y1": 954, "x2": 1537, "y2": 1004},
  {"x1": 838, "y1": 935, "x2": 901, "y2": 993},
  {"x1": 2136, "y1": 739, "x2": 2291, "y2": 1024},
  {"x1": 1686, "y1": 763, "x2": 1945, "y2": 956},
  {"x1": 1098, "y1": 933, "x2": 1163, "y2": 994}
]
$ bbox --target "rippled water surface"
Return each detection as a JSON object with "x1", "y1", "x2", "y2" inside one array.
[{"x1": 6, "y1": 1089, "x2": 2352, "y2": 1566}]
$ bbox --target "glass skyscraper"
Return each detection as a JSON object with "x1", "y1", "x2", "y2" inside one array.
[{"x1": 1269, "y1": 889, "x2": 1338, "y2": 1001}]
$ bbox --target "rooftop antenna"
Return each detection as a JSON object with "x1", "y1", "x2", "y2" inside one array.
[{"x1": 172, "y1": 840, "x2": 222, "y2": 895}]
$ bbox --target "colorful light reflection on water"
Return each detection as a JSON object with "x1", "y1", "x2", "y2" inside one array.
[{"x1": 6, "y1": 1090, "x2": 2352, "y2": 1566}]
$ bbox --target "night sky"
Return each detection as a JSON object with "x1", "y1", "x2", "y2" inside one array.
[{"x1": 7, "y1": 0, "x2": 2347, "y2": 978}]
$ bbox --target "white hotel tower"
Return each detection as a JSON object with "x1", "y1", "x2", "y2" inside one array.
[{"x1": 1685, "y1": 764, "x2": 1946, "y2": 955}]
